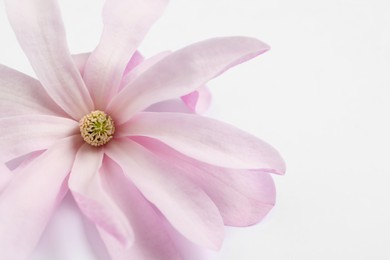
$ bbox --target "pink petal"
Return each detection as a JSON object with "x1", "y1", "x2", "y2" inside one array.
[
  {"x1": 0, "y1": 136, "x2": 80, "y2": 259},
  {"x1": 181, "y1": 86, "x2": 212, "y2": 114},
  {"x1": 68, "y1": 144, "x2": 133, "y2": 246},
  {"x1": 72, "y1": 53, "x2": 90, "y2": 75},
  {"x1": 2, "y1": 152, "x2": 43, "y2": 193},
  {"x1": 0, "y1": 65, "x2": 66, "y2": 118},
  {"x1": 72, "y1": 51, "x2": 144, "y2": 79},
  {"x1": 105, "y1": 138, "x2": 224, "y2": 250},
  {"x1": 119, "y1": 51, "x2": 212, "y2": 113},
  {"x1": 123, "y1": 51, "x2": 144, "y2": 77},
  {"x1": 83, "y1": 0, "x2": 168, "y2": 109},
  {"x1": 120, "y1": 51, "x2": 171, "y2": 89},
  {"x1": 0, "y1": 115, "x2": 79, "y2": 162},
  {"x1": 97, "y1": 157, "x2": 181, "y2": 259},
  {"x1": 108, "y1": 37, "x2": 270, "y2": 124},
  {"x1": 137, "y1": 137, "x2": 276, "y2": 226},
  {"x1": 118, "y1": 112, "x2": 286, "y2": 172},
  {"x1": 0, "y1": 164, "x2": 12, "y2": 193},
  {"x1": 4, "y1": 0, "x2": 94, "y2": 119}
]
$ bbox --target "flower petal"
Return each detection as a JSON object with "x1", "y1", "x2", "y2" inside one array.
[
  {"x1": 105, "y1": 138, "x2": 224, "y2": 250},
  {"x1": 72, "y1": 53, "x2": 90, "y2": 75},
  {"x1": 120, "y1": 51, "x2": 171, "y2": 88},
  {"x1": 118, "y1": 112, "x2": 286, "y2": 172},
  {"x1": 137, "y1": 137, "x2": 276, "y2": 226},
  {"x1": 0, "y1": 164, "x2": 12, "y2": 193},
  {"x1": 83, "y1": 0, "x2": 168, "y2": 109},
  {"x1": 72, "y1": 51, "x2": 144, "y2": 79},
  {"x1": 97, "y1": 157, "x2": 181, "y2": 259},
  {"x1": 68, "y1": 144, "x2": 133, "y2": 246},
  {"x1": 4, "y1": 0, "x2": 94, "y2": 119},
  {"x1": 123, "y1": 51, "x2": 144, "y2": 77},
  {"x1": 0, "y1": 136, "x2": 80, "y2": 259},
  {"x1": 0, "y1": 65, "x2": 66, "y2": 118},
  {"x1": 181, "y1": 86, "x2": 212, "y2": 114},
  {"x1": 108, "y1": 37, "x2": 270, "y2": 124},
  {"x1": 0, "y1": 115, "x2": 78, "y2": 162}
]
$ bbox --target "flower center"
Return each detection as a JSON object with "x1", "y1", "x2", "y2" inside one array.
[{"x1": 79, "y1": 110, "x2": 115, "y2": 147}]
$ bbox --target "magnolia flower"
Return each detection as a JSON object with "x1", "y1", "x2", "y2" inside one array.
[{"x1": 0, "y1": 0, "x2": 285, "y2": 259}]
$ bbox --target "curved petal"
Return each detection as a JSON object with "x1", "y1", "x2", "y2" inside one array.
[
  {"x1": 98, "y1": 157, "x2": 181, "y2": 260},
  {"x1": 0, "y1": 65, "x2": 66, "y2": 118},
  {"x1": 72, "y1": 53, "x2": 90, "y2": 75},
  {"x1": 0, "y1": 164, "x2": 12, "y2": 194},
  {"x1": 0, "y1": 115, "x2": 79, "y2": 162},
  {"x1": 4, "y1": 0, "x2": 94, "y2": 119},
  {"x1": 120, "y1": 51, "x2": 171, "y2": 89},
  {"x1": 83, "y1": 0, "x2": 168, "y2": 109},
  {"x1": 108, "y1": 37, "x2": 270, "y2": 124},
  {"x1": 119, "y1": 51, "x2": 212, "y2": 113},
  {"x1": 137, "y1": 137, "x2": 276, "y2": 226},
  {"x1": 0, "y1": 136, "x2": 80, "y2": 260},
  {"x1": 181, "y1": 86, "x2": 212, "y2": 114},
  {"x1": 105, "y1": 139, "x2": 224, "y2": 250},
  {"x1": 123, "y1": 51, "x2": 144, "y2": 77},
  {"x1": 72, "y1": 51, "x2": 144, "y2": 80},
  {"x1": 117, "y1": 112, "x2": 286, "y2": 172},
  {"x1": 2, "y1": 152, "x2": 43, "y2": 194},
  {"x1": 68, "y1": 144, "x2": 133, "y2": 246}
]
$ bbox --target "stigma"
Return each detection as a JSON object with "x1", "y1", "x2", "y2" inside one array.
[{"x1": 79, "y1": 110, "x2": 115, "y2": 147}]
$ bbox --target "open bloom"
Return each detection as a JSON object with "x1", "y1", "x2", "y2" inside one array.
[{"x1": 0, "y1": 0, "x2": 285, "y2": 259}]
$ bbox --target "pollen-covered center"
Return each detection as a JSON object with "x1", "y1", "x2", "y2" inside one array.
[{"x1": 79, "y1": 110, "x2": 115, "y2": 147}]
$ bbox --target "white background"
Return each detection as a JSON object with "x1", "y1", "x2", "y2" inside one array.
[{"x1": 1, "y1": 0, "x2": 390, "y2": 259}]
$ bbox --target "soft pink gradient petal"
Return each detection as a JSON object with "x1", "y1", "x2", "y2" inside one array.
[
  {"x1": 68, "y1": 144, "x2": 134, "y2": 246},
  {"x1": 120, "y1": 51, "x2": 171, "y2": 88},
  {"x1": 0, "y1": 115, "x2": 79, "y2": 162},
  {"x1": 137, "y1": 137, "x2": 276, "y2": 226},
  {"x1": 0, "y1": 136, "x2": 80, "y2": 259},
  {"x1": 0, "y1": 164, "x2": 12, "y2": 193},
  {"x1": 105, "y1": 138, "x2": 224, "y2": 250},
  {"x1": 72, "y1": 51, "x2": 144, "y2": 79},
  {"x1": 117, "y1": 112, "x2": 286, "y2": 172},
  {"x1": 83, "y1": 0, "x2": 168, "y2": 109},
  {"x1": 108, "y1": 37, "x2": 270, "y2": 124},
  {"x1": 0, "y1": 65, "x2": 66, "y2": 118},
  {"x1": 98, "y1": 156, "x2": 181, "y2": 260},
  {"x1": 181, "y1": 86, "x2": 212, "y2": 114},
  {"x1": 8, "y1": 152, "x2": 43, "y2": 174},
  {"x1": 123, "y1": 51, "x2": 144, "y2": 76},
  {"x1": 119, "y1": 51, "x2": 212, "y2": 113},
  {"x1": 4, "y1": 0, "x2": 94, "y2": 119},
  {"x1": 72, "y1": 53, "x2": 90, "y2": 75}
]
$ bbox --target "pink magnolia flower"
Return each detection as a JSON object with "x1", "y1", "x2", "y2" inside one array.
[{"x1": 0, "y1": 0, "x2": 285, "y2": 259}]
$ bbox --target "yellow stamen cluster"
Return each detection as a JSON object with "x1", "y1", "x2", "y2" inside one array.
[{"x1": 79, "y1": 110, "x2": 115, "y2": 147}]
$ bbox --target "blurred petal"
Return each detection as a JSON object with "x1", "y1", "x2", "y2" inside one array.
[
  {"x1": 0, "y1": 136, "x2": 80, "y2": 259},
  {"x1": 4, "y1": 0, "x2": 94, "y2": 119},
  {"x1": 0, "y1": 65, "x2": 66, "y2": 117},
  {"x1": 0, "y1": 115, "x2": 78, "y2": 162},
  {"x1": 105, "y1": 139, "x2": 224, "y2": 249},
  {"x1": 118, "y1": 112, "x2": 286, "y2": 172},
  {"x1": 108, "y1": 37, "x2": 270, "y2": 124},
  {"x1": 137, "y1": 137, "x2": 276, "y2": 226},
  {"x1": 83, "y1": 0, "x2": 168, "y2": 108},
  {"x1": 0, "y1": 164, "x2": 12, "y2": 193},
  {"x1": 98, "y1": 157, "x2": 181, "y2": 259},
  {"x1": 68, "y1": 144, "x2": 133, "y2": 245},
  {"x1": 181, "y1": 86, "x2": 212, "y2": 114}
]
